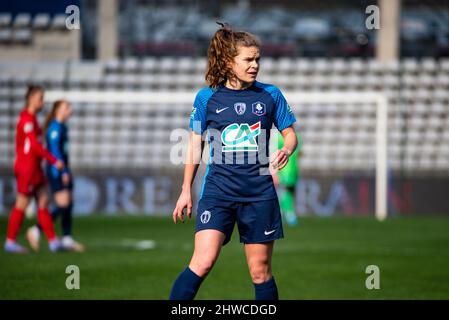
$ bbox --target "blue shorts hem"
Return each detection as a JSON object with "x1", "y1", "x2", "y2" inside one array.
[
  {"x1": 194, "y1": 227, "x2": 233, "y2": 245},
  {"x1": 240, "y1": 234, "x2": 284, "y2": 244}
]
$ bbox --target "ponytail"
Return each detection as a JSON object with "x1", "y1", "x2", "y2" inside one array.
[
  {"x1": 43, "y1": 100, "x2": 65, "y2": 137},
  {"x1": 205, "y1": 23, "x2": 260, "y2": 88}
]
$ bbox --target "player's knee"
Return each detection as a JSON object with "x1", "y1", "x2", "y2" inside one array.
[
  {"x1": 56, "y1": 198, "x2": 70, "y2": 208},
  {"x1": 55, "y1": 191, "x2": 71, "y2": 207},
  {"x1": 249, "y1": 263, "x2": 272, "y2": 284},
  {"x1": 37, "y1": 199, "x2": 49, "y2": 209},
  {"x1": 189, "y1": 256, "x2": 215, "y2": 277}
]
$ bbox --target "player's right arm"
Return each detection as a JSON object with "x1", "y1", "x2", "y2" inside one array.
[
  {"x1": 173, "y1": 131, "x2": 204, "y2": 224},
  {"x1": 173, "y1": 89, "x2": 210, "y2": 224}
]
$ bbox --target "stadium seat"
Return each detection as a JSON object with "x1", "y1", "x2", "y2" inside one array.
[
  {"x1": 177, "y1": 57, "x2": 196, "y2": 73},
  {"x1": 105, "y1": 59, "x2": 121, "y2": 73},
  {"x1": 13, "y1": 13, "x2": 31, "y2": 28},
  {"x1": 330, "y1": 58, "x2": 347, "y2": 74},
  {"x1": 32, "y1": 13, "x2": 50, "y2": 29},
  {"x1": 142, "y1": 57, "x2": 157, "y2": 72},
  {"x1": 195, "y1": 58, "x2": 207, "y2": 73},
  {"x1": 402, "y1": 58, "x2": 419, "y2": 73},
  {"x1": 159, "y1": 57, "x2": 177, "y2": 73},
  {"x1": 0, "y1": 13, "x2": 12, "y2": 27},
  {"x1": 367, "y1": 59, "x2": 383, "y2": 74},
  {"x1": 439, "y1": 58, "x2": 449, "y2": 72},
  {"x1": 421, "y1": 58, "x2": 437, "y2": 73},
  {"x1": 0, "y1": 28, "x2": 12, "y2": 43},
  {"x1": 123, "y1": 58, "x2": 139, "y2": 73},
  {"x1": 293, "y1": 58, "x2": 311, "y2": 74},
  {"x1": 348, "y1": 59, "x2": 365, "y2": 73},
  {"x1": 50, "y1": 14, "x2": 67, "y2": 29}
]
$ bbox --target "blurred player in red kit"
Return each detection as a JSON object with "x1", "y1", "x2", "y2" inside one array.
[{"x1": 4, "y1": 85, "x2": 65, "y2": 253}]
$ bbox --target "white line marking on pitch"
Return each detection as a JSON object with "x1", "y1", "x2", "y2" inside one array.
[{"x1": 121, "y1": 239, "x2": 157, "y2": 250}]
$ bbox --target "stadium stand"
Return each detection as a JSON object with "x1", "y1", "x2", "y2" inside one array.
[
  {"x1": 0, "y1": 12, "x2": 80, "y2": 60},
  {"x1": 1, "y1": 57, "x2": 448, "y2": 173}
]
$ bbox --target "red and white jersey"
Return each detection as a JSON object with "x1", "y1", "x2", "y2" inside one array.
[{"x1": 14, "y1": 109, "x2": 57, "y2": 173}]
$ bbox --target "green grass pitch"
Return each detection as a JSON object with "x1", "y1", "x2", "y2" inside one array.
[{"x1": 1, "y1": 215, "x2": 448, "y2": 299}]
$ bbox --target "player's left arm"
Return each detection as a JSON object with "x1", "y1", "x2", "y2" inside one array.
[
  {"x1": 48, "y1": 125, "x2": 70, "y2": 178},
  {"x1": 271, "y1": 86, "x2": 298, "y2": 171},
  {"x1": 271, "y1": 126, "x2": 297, "y2": 171}
]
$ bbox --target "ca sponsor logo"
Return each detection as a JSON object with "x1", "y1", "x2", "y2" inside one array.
[
  {"x1": 221, "y1": 122, "x2": 261, "y2": 152},
  {"x1": 200, "y1": 210, "x2": 211, "y2": 224}
]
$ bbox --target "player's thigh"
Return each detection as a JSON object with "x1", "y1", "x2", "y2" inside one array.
[
  {"x1": 196, "y1": 197, "x2": 237, "y2": 245},
  {"x1": 189, "y1": 229, "x2": 226, "y2": 275},
  {"x1": 54, "y1": 189, "x2": 72, "y2": 207},
  {"x1": 35, "y1": 185, "x2": 50, "y2": 208},
  {"x1": 192, "y1": 229, "x2": 226, "y2": 260},
  {"x1": 14, "y1": 193, "x2": 32, "y2": 210},
  {"x1": 236, "y1": 199, "x2": 284, "y2": 244},
  {"x1": 15, "y1": 170, "x2": 35, "y2": 199}
]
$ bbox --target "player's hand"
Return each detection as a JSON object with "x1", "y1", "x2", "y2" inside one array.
[
  {"x1": 270, "y1": 148, "x2": 290, "y2": 171},
  {"x1": 55, "y1": 160, "x2": 65, "y2": 171},
  {"x1": 62, "y1": 173, "x2": 71, "y2": 185},
  {"x1": 172, "y1": 189, "x2": 193, "y2": 224}
]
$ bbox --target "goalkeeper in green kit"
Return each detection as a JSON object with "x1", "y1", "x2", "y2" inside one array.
[{"x1": 272, "y1": 131, "x2": 302, "y2": 226}]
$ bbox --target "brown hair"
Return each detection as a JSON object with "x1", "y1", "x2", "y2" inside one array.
[
  {"x1": 43, "y1": 100, "x2": 65, "y2": 136},
  {"x1": 25, "y1": 84, "x2": 44, "y2": 101},
  {"x1": 205, "y1": 23, "x2": 261, "y2": 88}
]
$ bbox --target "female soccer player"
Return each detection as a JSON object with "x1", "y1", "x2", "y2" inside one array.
[
  {"x1": 4, "y1": 85, "x2": 65, "y2": 253},
  {"x1": 26, "y1": 100, "x2": 85, "y2": 252},
  {"x1": 169, "y1": 24, "x2": 298, "y2": 300}
]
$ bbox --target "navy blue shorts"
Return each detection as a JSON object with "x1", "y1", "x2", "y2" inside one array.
[
  {"x1": 47, "y1": 172, "x2": 73, "y2": 193},
  {"x1": 195, "y1": 197, "x2": 284, "y2": 245}
]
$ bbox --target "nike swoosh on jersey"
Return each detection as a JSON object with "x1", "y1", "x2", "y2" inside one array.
[
  {"x1": 216, "y1": 107, "x2": 229, "y2": 113},
  {"x1": 264, "y1": 229, "x2": 276, "y2": 236}
]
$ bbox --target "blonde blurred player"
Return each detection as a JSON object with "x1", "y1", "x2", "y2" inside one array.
[{"x1": 27, "y1": 100, "x2": 84, "y2": 252}]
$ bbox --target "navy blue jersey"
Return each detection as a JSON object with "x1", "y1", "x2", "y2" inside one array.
[
  {"x1": 189, "y1": 81, "x2": 296, "y2": 202},
  {"x1": 46, "y1": 120, "x2": 70, "y2": 177}
]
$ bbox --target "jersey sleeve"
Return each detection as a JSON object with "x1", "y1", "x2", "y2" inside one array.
[
  {"x1": 23, "y1": 120, "x2": 58, "y2": 164},
  {"x1": 272, "y1": 87, "x2": 296, "y2": 131},
  {"x1": 189, "y1": 88, "x2": 213, "y2": 135}
]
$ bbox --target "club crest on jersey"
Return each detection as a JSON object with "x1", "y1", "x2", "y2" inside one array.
[
  {"x1": 252, "y1": 101, "x2": 266, "y2": 116},
  {"x1": 24, "y1": 122, "x2": 34, "y2": 133},
  {"x1": 200, "y1": 210, "x2": 211, "y2": 224},
  {"x1": 221, "y1": 121, "x2": 261, "y2": 152},
  {"x1": 234, "y1": 102, "x2": 246, "y2": 115}
]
